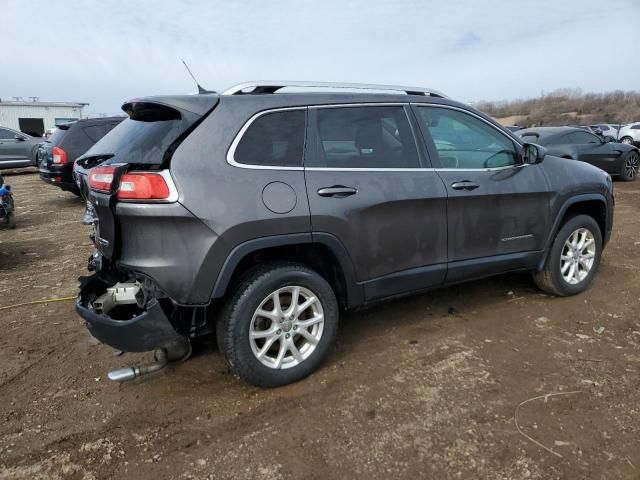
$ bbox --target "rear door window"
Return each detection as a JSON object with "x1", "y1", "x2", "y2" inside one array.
[
  {"x1": 234, "y1": 110, "x2": 306, "y2": 167},
  {"x1": 568, "y1": 131, "x2": 600, "y2": 144},
  {"x1": 308, "y1": 105, "x2": 420, "y2": 168}
]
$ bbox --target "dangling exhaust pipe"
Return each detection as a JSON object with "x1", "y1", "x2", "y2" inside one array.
[{"x1": 107, "y1": 341, "x2": 191, "y2": 382}]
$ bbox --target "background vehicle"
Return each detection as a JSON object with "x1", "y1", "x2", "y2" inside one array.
[
  {"x1": 43, "y1": 127, "x2": 58, "y2": 139},
  {"x1": 590, "y1": 124, "x2": 621, "y2": 142},
  {"x1": 618, "y1": 123, "x2": 640, "y2": 146},
  {"x1": 76, "y1": 81, "x2": 614, "y2": 388},
  {"x1": 518, "y1": 126, "x2": 639, "y2": 181},
  {"x1": 37, "y1": 117, "x2": 124, "y2": 195},
  {"x1": 0, "y1": 127, "x2": 41, "y2": 169},
  {"x1": 0, "y1": 173, "x2": 15, "y2": 228}
]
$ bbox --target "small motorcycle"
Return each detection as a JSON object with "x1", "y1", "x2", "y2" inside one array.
[{"x1": 0, "y1": 174, "x2": 16, "y2": 229}]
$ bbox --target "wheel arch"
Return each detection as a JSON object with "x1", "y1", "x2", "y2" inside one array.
[
  {"x1": 538, "y1": 194, "x2": 609, "y2": 270},
  {"x1": 211, "y1": 233, "x2": 364, "y2": 309}
]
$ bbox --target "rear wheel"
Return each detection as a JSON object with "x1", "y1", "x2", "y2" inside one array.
[
  {"x1": 621, "y1": 151, "x2": 639, "y2": 181},
  {"x1": 217, "y1": 263, "x2": 339, "y2": 387},
  {"x1": 6, "y1": 212, "x2": 16, "y2": 229},
  {"x1": 533, "y1": 215, "x2": 602, "y2": 296},
  {"x1": 621, "y1": 136, "x2": 634, "y2": 145}
]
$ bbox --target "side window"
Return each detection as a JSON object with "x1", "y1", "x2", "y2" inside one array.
[
  {"x1": 83, "y1": 125, "x2": 108, "y2": 142},
  {"x1": 311, "y1": 106, "x2": 419, "y2": 168},
  {"x1": 632, "y1": 124, "x2": 640, "y2": 130},
  {"x1": 0, "y1": 128, "x2": 16, "y2": 140},
  {"x1": 568, "y1": 132, "x2": 600, "y2": 144},
  {"x1": 234, "y1": 110, "x2": 305, "y2": 167},
  {"x1": 414, "y1": 106, "x2": 518, "y2": 169},
  {"x1": 519, "y1": 133, "x2": 539, "y2": 144}
]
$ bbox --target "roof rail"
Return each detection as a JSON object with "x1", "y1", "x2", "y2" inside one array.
[{"x1": 221, "y1": 81, "x2": 448, "y2": 98}]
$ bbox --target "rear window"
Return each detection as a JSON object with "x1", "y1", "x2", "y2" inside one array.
[
  {"x1": 48, "y1": 126, "x2": 70, "y2": 145},
  {"x1": 82, "y1": 117, "x2": 186, "y2": 164},
  {"x1": 234, "y1": 110, "x2": 306, "y2": 167}
]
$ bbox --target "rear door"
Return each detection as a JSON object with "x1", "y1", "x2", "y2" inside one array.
[
  {"x1": 304, "y1": 104, "x2": 448, "y2": 300},
  {"x1": 412, "y1": 105, "x2": 551, "y2": 282}
]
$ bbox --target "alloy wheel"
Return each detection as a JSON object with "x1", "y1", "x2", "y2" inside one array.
[
  {"x1": 249, "y1": 286, "x2": 325, "y2": 369},
  {"x1": 560, "y1": 228, "x2": 596, "y2": 285},
  {"x1": 625, "y1": 152, "x2": 639, "y2": 179}
]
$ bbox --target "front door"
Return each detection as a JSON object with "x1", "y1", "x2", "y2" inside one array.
[
  {"x1": 412, "y1": 104, "x2": 551, "y2": 282},
  {"x1": 304, "y1": 104, "x2": 448, "y2": 300},
  {"x1": 568, "y1": 130, "x2": 621, "y2": 173},
  {"x1": 0, "y1": 128, "x2": 30, "y2": 165}
]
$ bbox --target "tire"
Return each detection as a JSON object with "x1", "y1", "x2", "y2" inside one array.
[
  {"x1": 621, "y1": 136, "x2": 634, "y2": 145},
  {"x1": 620, "y1": 151, "x2": 639, "y2": 181},
  {"x1": 533, "y1": 215, "x2": 602, "y2": 296},
  {"x1": 6, "y1": 212, "x2": 16, "y2": 229},
  {"x1": 217, "y1": 262, "x2": 339, "y2": 387}
]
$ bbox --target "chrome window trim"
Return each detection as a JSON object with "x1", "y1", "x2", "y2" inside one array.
[
  {"x1": 226, "y1": 106, "x2": 307, "y2": 171},
  {"x1": 226, "y1": 103, "x2": 527, "y2": 171},
  {"x1": 305, "y1": 167, "x2": 431, "y2": 172}
]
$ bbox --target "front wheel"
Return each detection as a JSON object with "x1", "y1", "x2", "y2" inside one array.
[
  {"x1": 533, "y1": 215, "x2": 602, "y2": 296},
  {"x1": 621, "y1": 136, "x2": 634, "y2": 145},
  {"x1": 217, "y1": 263, "x2": 339, "y2": 387},
  {"x1": 621, "y1": 151, "x2": 639, "y2": 181}
]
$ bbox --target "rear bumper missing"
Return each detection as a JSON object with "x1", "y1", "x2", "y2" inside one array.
[{"x1": 76, "y1": 274, "x2": 186, "y2": 353}]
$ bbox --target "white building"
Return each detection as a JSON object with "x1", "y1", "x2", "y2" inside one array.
[{"x1": 0, "y1": 99, "x2": 88, "y2": 137}]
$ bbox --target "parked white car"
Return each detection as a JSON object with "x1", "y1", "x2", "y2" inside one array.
[
  {"x1": 618, "y1": 123, "x2": 640, "y2": 146},
  {"x1": 590, "y1": 124, "x2": 622, "y2": 142}
]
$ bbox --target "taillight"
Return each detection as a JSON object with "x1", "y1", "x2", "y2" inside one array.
[
  {"x1": 116, "y1": 172, "x2": 172, "y2": 201},
  {"x1": 88, "y1": 166, "x2": 116, "y2": 193},
  {"x1": 52, "y1": 146, "x2": 67, "y2": 164}
]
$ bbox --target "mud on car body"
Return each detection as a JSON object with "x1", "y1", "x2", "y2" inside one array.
[{"x1": 77, "y1": 81, "x2": 614, "y2": 387}]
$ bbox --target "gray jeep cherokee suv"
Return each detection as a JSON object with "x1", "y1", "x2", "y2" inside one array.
[{"x1": 76, "y1": 81, "x2": 614, "y2": 387}]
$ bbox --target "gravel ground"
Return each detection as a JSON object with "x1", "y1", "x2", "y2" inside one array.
[{"x1": 0, "y1": 169, "x2": 639, "y2": 480}]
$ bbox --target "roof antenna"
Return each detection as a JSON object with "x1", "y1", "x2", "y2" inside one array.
[{"x1": 181, "y1": 60, "x2": 214, "y2": 94}]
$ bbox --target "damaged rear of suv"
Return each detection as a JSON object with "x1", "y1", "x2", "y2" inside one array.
[
  {"x1": 76, "y1": 94, "x2": 220, "y2": 379},
  {"x1": 77, "y1": 81, "x2": 614, "y2": 388}
]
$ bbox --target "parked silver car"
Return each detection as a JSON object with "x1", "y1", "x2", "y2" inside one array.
[
  {"x1": 618, "y1": 123, "x2": 640, "y2": 146},
  {"x1": 0, "y1": 126, "x2": 42, "y2": 169}
]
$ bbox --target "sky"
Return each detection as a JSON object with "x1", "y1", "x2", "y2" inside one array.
[{"x1": 2, "y1": 0, "x2": 639, "y2": 115}]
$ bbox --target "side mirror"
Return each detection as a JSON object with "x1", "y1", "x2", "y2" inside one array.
[
  {"x1": 523, "y1": 143, "x2": 546, "y2": 164},
  {"x1": 14, "y1": 134, "x2": 25, "y2": 141}
]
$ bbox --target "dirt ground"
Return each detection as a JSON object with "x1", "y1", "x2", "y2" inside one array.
[{"x1": 0, "y1": 169, "x2": 638, "y2": 480}]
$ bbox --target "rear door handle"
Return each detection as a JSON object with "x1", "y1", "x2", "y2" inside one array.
[
  {"x1": 451, "y1": 181, "x2": 480, "y2": 191},
  {"x1": 317, "y1": 186, "x2": 358, "y2": 198}
]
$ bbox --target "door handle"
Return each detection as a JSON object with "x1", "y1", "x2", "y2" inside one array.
[
  {"x1": 317, "y1": 186, "x2": 358, "y2": 198},
  {"x1": 451, "y1": 181, "x2": 480, "y2": 191}
]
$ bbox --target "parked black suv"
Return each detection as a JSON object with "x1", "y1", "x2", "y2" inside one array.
[
  {"x1": 37, "y1": 117, "x2": 124, "y2": 195},
  {"x1": 75, "y1": 81, "x2": 614, "y2": 387}
]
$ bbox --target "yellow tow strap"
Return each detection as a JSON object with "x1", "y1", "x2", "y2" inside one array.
[{"x1": 0, "y1": 295, "x2": 77, "y2": 312}]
